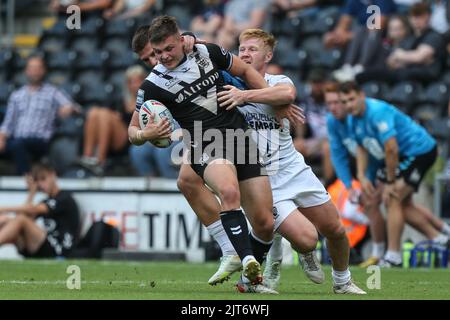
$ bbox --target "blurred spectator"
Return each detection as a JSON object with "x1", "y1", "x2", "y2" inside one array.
[
  {"x1": 50, "y1": 0, "x2": 113, "y2": 17},
  {"x1": 330, "y1": 0, "x2": 397, "y2": 81},
  {"x1": 216, "y1": 0, "x2": 271, "y2": 50},
  {"x1": 356, "y1": 2, "x2": 444, "y2": 84},
  {"x1": 272, "y1": 0, "x2": 344, "y2": 17},
  {"x1": 293, "y1": 69, "x2": 334, "y2": 182},
  {"x1": 190, "y1": 0, "x2": 225, "y2": 43},
  {"x1": 103, "y1": 0, "x2": 156, "y2": 20},
  {"x1": 0, "y1": 163, "x2": 80, "y2": 258},
  {"x1": 0, "y1": 54, "x2": 78, "y2": 175}
]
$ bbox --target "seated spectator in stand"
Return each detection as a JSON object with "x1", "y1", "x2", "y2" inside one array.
[
  {"x1": 326, "y1": 0, "x2": 396, "y2": 81},
  {"x1": 216, "y1": 0, "x2": 271, "y2": 50},
  {"x1": 0, "y1": 163, "x2": 80, "y2": 258},
  {"x1": 103, "y1": 0, "x2": 156, "y2": 20},
  {"x1": 272, "y1": 0, "x2": 344, "y2": 18},
  {"x1": 190, "y1": 0, "x2": 225, "y2": 43},
  {"x1": 80, "y1": 65, "x2": 142, "y2": 175},
  {"x1": 0, "y1": 54, "x2": 78, "y2": 175},
  {"x1": 50, "y1": 0, "x2": 113, "y2": 17},
  {"x1": 356, "y1": 2, "x2": 444, "y2": 84},
  {"x1": 293, "y1": 69, "x2": 334, "y2": 182}
]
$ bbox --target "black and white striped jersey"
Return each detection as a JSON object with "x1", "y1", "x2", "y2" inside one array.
[{"x1": 135, "y1": 43, "x2": 249, "y2": 137}]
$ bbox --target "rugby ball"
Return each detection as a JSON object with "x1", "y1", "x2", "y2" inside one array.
[{"x1": 139, "y1": 100, "x2": 175, "y2": 148}]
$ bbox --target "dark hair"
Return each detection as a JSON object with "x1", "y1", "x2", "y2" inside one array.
[
  {"x1": 27, "y1": 52, "x2": 47, "y2": 69},
  {"x1": 338, "y1": 81, "x2": 361, "y2": 94},
  {"x1": 148, "y1": 15, "x2": 179, "y2": 44},
  {"x1": 409, "y1": 2, "x2": 431, "y2": 16},
  {"x1": 131, "y1": 25, "x2": 150, "y2": 54},
  {"x1": 323, "y1": 81, "x2": 340, "y2": 94},
  {"x1": 389, "y1": 15, "x2": 412, "y2": 36},
  {"x1": 31, "y1": 162, "x2": 55, "y2": 179}
]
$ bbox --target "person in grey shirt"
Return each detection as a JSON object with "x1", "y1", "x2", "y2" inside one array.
[{"x1": 0, "y1": 54, "x2": 78, "y2": 175}]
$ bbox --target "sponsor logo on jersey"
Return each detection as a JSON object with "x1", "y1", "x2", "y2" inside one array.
[
  {"x1": 377, "y1": 121, "x2": 389, "y2": 133},
  {"x1": 164, "y1": 77, "x2": 182, "y2": 89},
  {"x1": 175, "y1": 71, "x2": 219, "y2": 103}
]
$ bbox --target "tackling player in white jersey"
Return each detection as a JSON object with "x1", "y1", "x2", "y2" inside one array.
[{"x1": 216, "y1": 29, "x2": 366, "y2": 294}]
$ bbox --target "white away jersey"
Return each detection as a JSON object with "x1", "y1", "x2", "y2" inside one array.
[{"x1": 238, "y1": 73, "x2": 308, "y2": 175}]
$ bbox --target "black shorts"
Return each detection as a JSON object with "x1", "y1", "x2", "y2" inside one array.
[
  {"x1": 19, "y1": 237, "x2": 57, "y2": 258},
  {"x1": 376, "y1": 145, "x2": 437, "y2": 191},
  {"x1": 189, "y1": 132, "x2": 266, "y2": 181}
]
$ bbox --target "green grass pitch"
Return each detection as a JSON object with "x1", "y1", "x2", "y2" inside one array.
[{"x1": 0, "y1": 259, "x2": 449, "y2": 300}]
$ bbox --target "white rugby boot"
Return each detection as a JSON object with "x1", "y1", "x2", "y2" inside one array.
[
  {"x1": 299, "y1": 251, "x2": 325, "y2": 284},
  {"x1": 262, "y1": 255, "x2": 282, "y2": 290},
  {"x1": 333, "y1": 279, "x2": 367, "y2": 294},
  {"x1": 208, "y1": 255, "x2": 242, "y2": 285}
]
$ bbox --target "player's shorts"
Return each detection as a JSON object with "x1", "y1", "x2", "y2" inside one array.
[
  {"x1": 270, "y1": 153, "x2": 331, "y2": 230},
  {"x1": 189, "y1": 132, "x2": 267, "y2": 181},
  {"x1": 376, "y1": 145, "x2": 437, "y2": 191},
  {"x1": 19, "y1": 236, "x2": 58, "y2": 258}
]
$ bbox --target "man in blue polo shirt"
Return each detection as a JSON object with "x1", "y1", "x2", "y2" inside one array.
[{"x1": 339, "y1": 81, "x2": 448, "y2": 267}]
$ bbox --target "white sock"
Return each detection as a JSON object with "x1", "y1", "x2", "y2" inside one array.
[
  {"x1": 371, "y1": 242, "x2": 386, "y2": 259},
  {"x1": 441, "y1": 222, "x2": 450, "y2": 237},
  {"x1": 206, "y1": 220, "x2": 237, "y2": 256},
  {"x1": 384, "y1": 250, "x2": 402, "y2": 264},
  {"x1": 332, "y1": 268, "x2": 351, "y2": 286},
  {"x1": 432, "y1": 234, "x2": 449, "y2": 246},
  {"x1": 267, "y1": 233, "x2": 283, "y2": 261}
]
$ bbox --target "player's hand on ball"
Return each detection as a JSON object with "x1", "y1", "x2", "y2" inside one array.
[
  {"x1": 142, "y1": 113, "x2": 172, "y2": 140},
  {"x1": 217, "y1": 85, "x2": 245, "y2": 110}
]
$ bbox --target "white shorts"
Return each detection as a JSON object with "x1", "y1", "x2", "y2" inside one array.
[{"x1": 269, "y1": 154, "x2": 330, "y2": 230}]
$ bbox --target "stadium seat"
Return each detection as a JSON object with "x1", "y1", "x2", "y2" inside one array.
[
  {"x1": 271, "y1": 16, "x2": 302, "y2": 38},
  {"x1": 385, "y1": 81, "x2": 421, "y2": 110},
  {"x1": 45, "y1": 50, "x2": 77, "y2": 70},
  {"x1": 104, "y1": 18, "x2": 136, "y2": 38},
  {"x1": 102, "y1": 36, "x2": 131, "y2": 55},
  {"x1": 70, "y1": 17, "x2": 104, "y2": 37},
  {"x1": 0, "y1": 82, "x2": 14, "y2": 106},
  {"x1": 441, "y1": 70, "x2": 450, "y2": 86},
  {"x1": 43, "y1": 18, "x2": 69, "y2": 37},
  {"x1": 69, "y1": 37, "x2": 100, "y2": 55},
  {"x1": 413, "y1": 104, "x2": 442, "y2": 123},
  {"x1": 78, "y1": 83, "x2": 114, "y2": 106},
  {"x1": 309, "y1": 47, "x2": 342, "y2": 70},
  {"x1": 107, "y1": 70, "x2": 126, "y2": 89},
  {"x1": 74, "y1": 70, "x2": 104, "y2": 88},
  {"x1": 274, "y1": 47, "x2": 308, "y2": 72},
  {"x1": 300, "y1": 36, "x2": 324, "y2": 56},
  {"x1": 361, "y1": 81, "x2": 389, "y2": 100},
  {"x1": 107, "y1": 51, "x2": 139, "y2": 71},
  {"x1": 421, "y1": 82, "x2": 449, "y2": 108},
  {"x1": 0, "y1": 50, "x2": 14, "y2": 81},
  {"x1": 75, "y1": 50, "x2": 109, "y2": 71},
  {"x1": 38, "y1": 33, "x2": 67, "y2": 52},
  {"x1": 314, "y1": 6, "x2": 340, "y2": 34},
  {"x1": 47, "y1": 70, "x2": 72, "y2": 86},
  {"x1": 60, "y1": 82, "x2": 81, "y2": 101}
]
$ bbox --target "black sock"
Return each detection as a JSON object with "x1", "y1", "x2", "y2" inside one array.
[
  {"x1": 249, "y1": 231, "x2": 273, "y2": 264},
  {"x1": 220, "y1": 209, "x2": 253, "y2": 261}
]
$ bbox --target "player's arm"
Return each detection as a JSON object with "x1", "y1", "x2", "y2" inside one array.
[
  {"x1": 217, "y1": 82, "x2": 296, "y2": 109},
  {"x1": 0, "y1": 203, "x2": 48, "y2": 218},
  {"x1": 356, "y1": 145, "x2": 375, "y2": 195},
  {"x1": 128, "y1": 83, "x2": 172, "y2": 145},
  {"x1": 327, "y1": 117, "x2": 353, "y2": 190}
]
